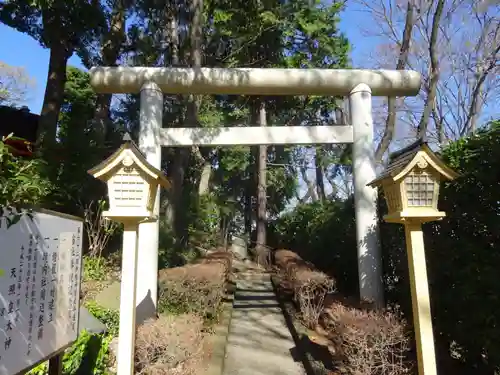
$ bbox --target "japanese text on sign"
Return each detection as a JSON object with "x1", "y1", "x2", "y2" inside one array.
[{"x1": 0, "y1": 210, "x2": 83, "y2": 375}]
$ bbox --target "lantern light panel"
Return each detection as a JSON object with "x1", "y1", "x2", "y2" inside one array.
[{"x1": 368, "y1": 139, "x2": 459, "y2": 223}]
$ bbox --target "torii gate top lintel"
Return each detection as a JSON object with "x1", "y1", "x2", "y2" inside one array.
[{"x1": 89, "y1": 67, "x2": 421, "y2": 97}]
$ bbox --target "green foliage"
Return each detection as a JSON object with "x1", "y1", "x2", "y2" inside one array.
[
  {"x1": 189, "y1": 193, "x2": 222, "y2": 247},
  {"x1": 58, "y1": 66, "x2": 98, "y2": 143},
  {"x1": 0, "y1": 134, "x2": 52, "y2": 227},
  {"x1": 62, "y1": 331, "x2": 110, "y2": 375},
  {"x1": 28, "y1": 300, "x2": 119, "y2": 375},
  {"x1": 272, "y1": 122, "x2": 500, "y2": 373},
  {"x1": 158, "y1": 219, "x2": 192, "y2": 268},
  {"x1": 121, "y1": 0, "x2": 350, "y2": 249},
  {"x1": 0, "y1": 0, "x2": 106, "y2": 52},
  {"x1": 83, "y1": 256, "x2": 110, "y2": 282},
  {"x1": 27, "y1": 331, "x2": 112, "y2": 375},
  {"x1": 26, "y1": 362, "x2": 48, "y2": 375},
  {"x1": 0, "y1": 135, "x2": 52, "y2": 207},
  {"x1": 84, "y1": 301, "x2": 120, "y2": 336},
  {"x1": 45, "y1": 67, "x2": 114, "y2": 214},
  {"x1": 270, "y1": 199, "x2": 358, "y2": 295},
  {"x1": 423, "y1": 123, "x2": 500, "y2": 371}
]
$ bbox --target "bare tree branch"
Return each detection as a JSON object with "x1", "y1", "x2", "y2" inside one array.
[
  {"x1": 417, "y1": 0, "x2": 445, "y2": 138},
  {"x1": 0, "y1": 61, "x2": 35, "y2": 107},
  {"x1": 374, "y1": 1, "x2": 416, "y2": 162},
  {"x1": 358, "y1": 0, "x2": 499, "y2": 147}
]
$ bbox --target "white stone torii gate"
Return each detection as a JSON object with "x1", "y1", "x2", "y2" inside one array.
[{"x1": 89, "y1": 67, "x2": 421, "y2": 317}]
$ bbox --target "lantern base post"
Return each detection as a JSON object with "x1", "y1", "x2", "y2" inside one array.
[
  {"x1": 404, "y1": 222, "x2": 437, "y2": 375},
  {"x1": 117, "y1": 221, "x2": 140, "y2": 375}
]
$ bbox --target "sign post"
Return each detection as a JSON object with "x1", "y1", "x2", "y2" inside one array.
[
  {"x1": 0, "y1": 209, "x2": 83, "y2": 375},
  {"x1": 88, "y1": 133, "x2": 170, "y2": 375},
  {"x1": 115, "y1": 222, "x2": 139, "y2": 375},
  {"x1": 48, "y1": 353, "x2": 63, "y2": 375}
]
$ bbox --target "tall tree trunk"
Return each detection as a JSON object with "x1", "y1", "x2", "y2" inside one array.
[
  {"x1": 417, "y1": 0, "x2": 444, "y2": 138},
  {"x1": 170, "y1": 0, "x2": 204, "y2": 244},
  {"x1": 37, "y1": 43, "x2": 71, "y2": 151},
  {"x1": 171, "y1": 152, "x2": 189, "y2": 242},
  {"x1": 315, "y1": 147, "x2": 326, "y2": 201},
  {"x1": 164, "y1": 11, "x2": 180, "y2": 230},
  {"x1": 469, "y1": 84, "x2": 481, "y2": 135},
  {"x1": 189, "y1": 0, "x2": 211, "y2": 197},
  {"x1": 94, "y1": 0, "x2": 126, "y2": 145},
  {"x1": 198, "y1": 161, "x2": 211, "y2": 195},
  {"x1": 169, "y1": 15, "x2": 180, "y2": 66},
  {"x1": 374, "y1": 1, "x2": 415, "y2": 161},
  {"x1": 300, "y1": 165, "x2": 318, "y2": 202},
  {"x1": 245, "y1": 187, "x2": 253, "y2": 239},
  {"x1": 256, "y1": 101, "x2": 268, "y2": 266},
  {"x1": 219, "y1": 213, "x2": 226, "y2": 247}
]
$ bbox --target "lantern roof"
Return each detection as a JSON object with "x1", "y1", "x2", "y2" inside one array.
[
  {"x1": 368, "y1": 139, "x2": 459, "y2": 187},
  {"x1": 87, "y1": 133, "x2": 170, "y2": 189}
]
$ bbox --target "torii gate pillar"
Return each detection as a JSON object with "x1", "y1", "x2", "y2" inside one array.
[
  {"x1": 89, "y1": 67, "x2": 421, "y2": 317},
  {"x1": 350, "y1": 83, "x2": 383, "y2": 306},
  {"x1": 136, "y1": 81, "x2": 163, "y2": 322}
]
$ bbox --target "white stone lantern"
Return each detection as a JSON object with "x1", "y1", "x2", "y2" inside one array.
[
  {"x1": 88, "y1": 133, "x2": 170, "y2": 222},
  {"x1": 88, "y1": 133, "x2": 170, "y2": 375},
  {"x1": 367, "y1": 138, "x2": 459, "y2": 375},
  {"x1": 368, "y1": 139, "x2": 459, "y2": 224}
]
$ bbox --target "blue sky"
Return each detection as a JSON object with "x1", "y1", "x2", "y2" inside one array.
[
  {"x1": 0, "y1": 4, "x2": 377, "y2": 114},
  {"x1": 0, "y1": 25, "x2": 85, "y2": 113}
]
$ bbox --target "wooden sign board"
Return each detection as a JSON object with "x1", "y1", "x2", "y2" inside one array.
[{"x1": 0, "y1": 209, "x2": 83, "y2": 375}]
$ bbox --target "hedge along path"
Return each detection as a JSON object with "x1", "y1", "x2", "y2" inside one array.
[{"x1": 222, "y1": 259, "x2": 305, "y2": 375}]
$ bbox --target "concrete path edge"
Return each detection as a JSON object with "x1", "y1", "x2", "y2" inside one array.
[
  {"x1": 205, "y1": 298, "x2": 234, "y2": 375},
  {"x1": 270, "y1": 275, "x2": 316, "y2": 375}
]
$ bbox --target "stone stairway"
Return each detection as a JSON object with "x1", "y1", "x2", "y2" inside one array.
[{"x1": 221, "y1": 263, "x2": 305, "y2": 375}]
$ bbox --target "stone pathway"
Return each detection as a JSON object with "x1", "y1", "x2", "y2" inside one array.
[{"x1": 222, "y1": 264, "x2": 305, "y2": 375}]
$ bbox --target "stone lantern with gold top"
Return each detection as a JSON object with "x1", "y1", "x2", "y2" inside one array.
[{"x1": 368, "y1": 139, "x2": 459, "y2": 375}]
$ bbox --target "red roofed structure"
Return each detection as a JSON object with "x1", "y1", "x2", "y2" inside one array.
[{"x1": 0, "y1": 105, "x2": 39, "y2": 157}]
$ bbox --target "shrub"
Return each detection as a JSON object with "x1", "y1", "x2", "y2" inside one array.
[
  {"x1": 63, "y1": 331, "x2": 112, "y2": 375},
  {"x1": 83, "y1": 199, "x2": 120, "y2": 258},
  {"x1": 423, "y1": 123, "x2": 500, "y2": 371},
  {"x1": 275, "y1": 250, "x2": 335, "y2": 292},
  {"x1": 271, "y1": 122, "x2": 500, "y2": 373},
  {"x1": 135, "y1": 314, "x2": 204, "y2": 375},
  {"x1": 296, "y1": 275, "x2": 334, "y2": 330},
  {"x1": 83, "y1": 256, "x2": 110, "y2": 282},
  {"x1": 275, "y1": 249, "x2": 302, "y2": 270},
  {"x1": 158, "y1": 263, "x2": 226, "y2": 320},
  {"x1": 270, "y1": 200, "x2": 358, "y2": 295},
  {"x1": 275, "y1": 250, "x2": 335, "y2": 329},
  {"x1": 321, "y1": 302, "x2": 411, "y2": 375},
  {"x1": 275, "y1": 249, "x2": 411, "y2": 373}
]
